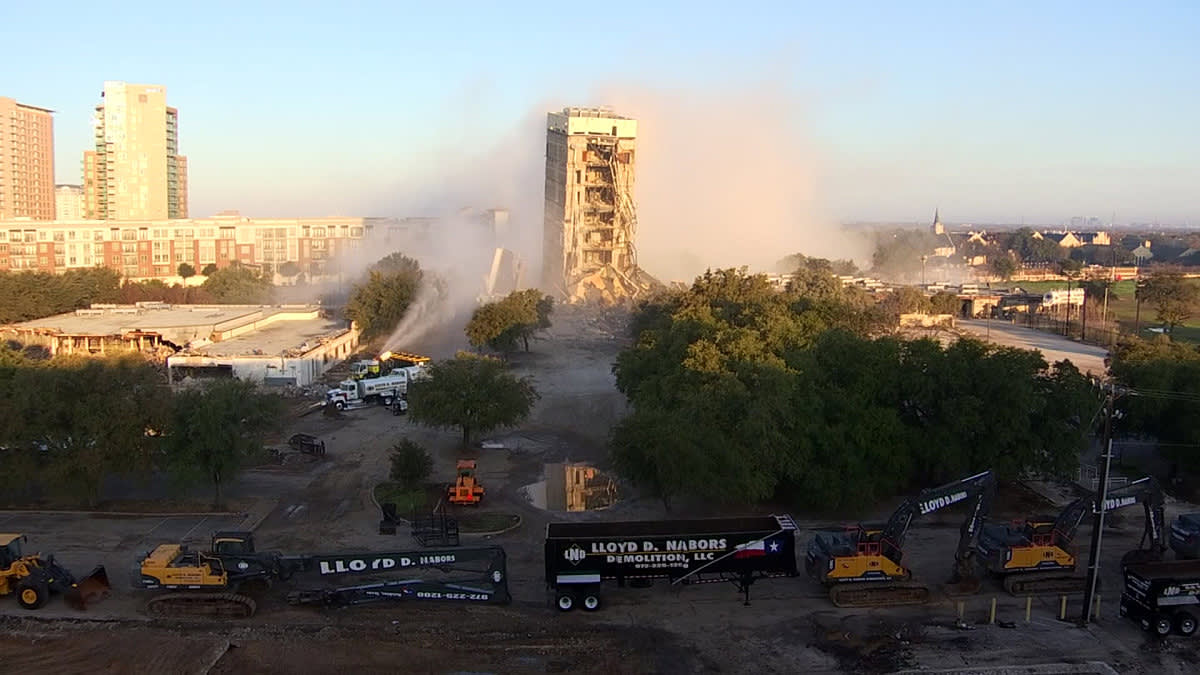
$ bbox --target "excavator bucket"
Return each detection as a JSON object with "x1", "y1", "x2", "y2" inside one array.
[
  {"x1": 65, "y1": 565, "x2": 112, "y2": 610},
  {"x1": 945, "y1": 558, "x2": 982, "y2": 597}
]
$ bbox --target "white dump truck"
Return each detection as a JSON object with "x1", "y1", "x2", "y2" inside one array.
[{"x1": 326, "y1": 372, "x2": 410, "y2": 410}]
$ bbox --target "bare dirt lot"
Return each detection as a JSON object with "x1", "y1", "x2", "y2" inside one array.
[{"x1": 3, "y1": 308, "x2": 1199, "y2": 674}]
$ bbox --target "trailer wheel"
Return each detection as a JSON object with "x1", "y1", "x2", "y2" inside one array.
[
  {"x1": 1153, "y1": 615, "x2": 1173, "y2": 637},
  {"x1": 582, "y1": 593, "x2": 601, "y2": 612},
  {"x1": 334, "y1": 400, "x2": 345, "y2": 411},
  {"x1": 1175, "y1": 611, "x2": 1198, "y2": 637},
  {"x1": 555, "y1": 591, "x2": 576, "y2": 612}
]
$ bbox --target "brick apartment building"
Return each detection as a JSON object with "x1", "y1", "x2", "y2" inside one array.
[{"x1": 0, "y1": 213, "x2": 436, "y2": 279}]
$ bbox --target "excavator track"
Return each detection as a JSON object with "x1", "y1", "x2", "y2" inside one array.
[
  {"x1": 829, "y1": 583, "x2": 932, "y2": 608},
  {"x1": 1002, "y1": 573, "x2": 1093, "y2": 596},
  {"x1": 146, "y1": 592, "x2": 257, "y2": 618}
]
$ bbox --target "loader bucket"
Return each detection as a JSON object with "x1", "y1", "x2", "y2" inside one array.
[{"x1": 66, "y1": 565, "x2": 112, "y2": 610}]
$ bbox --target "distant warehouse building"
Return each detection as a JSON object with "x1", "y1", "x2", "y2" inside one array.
[{"x1": 1, "y1": 303, "x2": 360, "y2": 387}]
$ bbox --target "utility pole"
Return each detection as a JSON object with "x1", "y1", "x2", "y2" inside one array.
[{"x1": 1082, "y1": 387, "x2": 1116, "y2": 626}]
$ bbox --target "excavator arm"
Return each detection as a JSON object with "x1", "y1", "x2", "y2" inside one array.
[
  {"x1": 283, "y1": 546, "x2": 510, "y2": 606},
  {"x1": 879, "y1": 470, "x2": 996, "y2": 565},
  {"x1": 1102, "y1": 476, "x2": 1167, "y2": 565}
]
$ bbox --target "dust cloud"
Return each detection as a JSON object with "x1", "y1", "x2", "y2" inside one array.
[
  {"x1": 320, "y1": 82, "x2": 867, "y2": 353},
  {"x1": 597, "y1": 83, "x2": 867, "y2": 282}
]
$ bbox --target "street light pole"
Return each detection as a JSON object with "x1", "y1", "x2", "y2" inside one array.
[{"x1": 1081, "y1": 387, "x2": 1116, "y2": 625}]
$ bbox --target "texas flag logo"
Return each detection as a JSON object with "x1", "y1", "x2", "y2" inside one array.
[{"x1": 734, "y1": 537, "x2": 780, "y2": 559}]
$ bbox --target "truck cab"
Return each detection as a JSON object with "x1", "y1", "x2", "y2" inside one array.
[{"x1": 1170, "y1": 513, "x2": 1200, "y2": 560}]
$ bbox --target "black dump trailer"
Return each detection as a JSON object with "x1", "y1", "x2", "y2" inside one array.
[
  {"x1": 1119, "y1": 560, "x2": 1200, "y2": 637},
  {"x1": 545, "y1": 514, "x2": 797, "y2": 612}
]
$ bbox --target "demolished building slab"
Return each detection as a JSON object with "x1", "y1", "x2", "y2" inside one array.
[{"x1": 1, "y1": 303, "x2": 360, "y2": 387}]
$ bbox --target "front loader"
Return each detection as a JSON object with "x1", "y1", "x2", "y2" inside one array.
[{"x1": 0, "y1": 533, "x2": 110, "y2": 610}]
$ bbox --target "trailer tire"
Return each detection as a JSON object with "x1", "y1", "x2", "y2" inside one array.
[
  {"x1": 1154, "y1": 615, "x2": 1173, "y2": 637},
  {"x1": 582, "y1": 593, "x2": 601, "y2": 611},
  {"x1": 555, "y1": 591, "x2": 576, "y2": 612},
  {"x1": 334, "y1": 400, "x2": 345, "y2": 411},
  {"x1": 1175, "y1": 611, "x2": 1197, "y2": 637}
]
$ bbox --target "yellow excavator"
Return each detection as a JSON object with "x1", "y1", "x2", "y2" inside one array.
[
  {"x1": 0, "y1": 533, "x2": 110, "y2": 610},
  {"x1": 805, "y1": 470, "x2": 996, "y2": 608},
  {"x1": 978, "y1": 476, "x2": 1168, "y2": 595}
]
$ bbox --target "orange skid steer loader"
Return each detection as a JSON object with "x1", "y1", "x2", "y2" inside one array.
[{"x1": 448, "y1": 460, "x2": 485, "y2": 506}]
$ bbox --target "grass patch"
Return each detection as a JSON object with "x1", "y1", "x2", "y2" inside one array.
[
  {"x1": 457, "y1": 512, "x2": 520, "y2": 533},
  {"x1": 373, "y1": 482, "x2": 432, "y2": 514}
]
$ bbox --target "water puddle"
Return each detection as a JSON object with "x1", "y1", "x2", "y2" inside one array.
[{"x1": 522, "y1": 462, "x2": 619, "y2": 512}]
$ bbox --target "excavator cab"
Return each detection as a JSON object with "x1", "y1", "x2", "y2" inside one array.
[
  {"x1": 0, "y1": 534, "x2": 26, "y2": 569},
  {"x1": 448, "y1": 460, "x2": 485, "y2": 506},
  {"x1": 211, "y1": 531, "x2": 256, "y2": 555}
]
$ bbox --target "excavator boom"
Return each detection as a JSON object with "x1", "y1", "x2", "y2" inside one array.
[{"x1": 806, "y1": 469, "x2": 995, "y2": 608}]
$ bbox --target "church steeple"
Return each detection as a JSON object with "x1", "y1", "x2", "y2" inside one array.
[{"x1": 931, "y1": 208, "x2": 944, "y2": 235}]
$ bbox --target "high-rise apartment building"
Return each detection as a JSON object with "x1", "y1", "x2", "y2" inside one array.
[
  {"x1": 542, "y1": 107, "x2": 638, "y2": 300},
  {"x1": 83, "y1": 82, "x2": 188, "y2": 220},
  {"x1": 55, "y1": 184, "x2": 84, "y2": 219},
  {"x1": 0, "y1": 97, "x2": 56, "y2": 220}
]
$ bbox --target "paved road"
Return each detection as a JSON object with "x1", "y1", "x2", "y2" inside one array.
[{"x1": 958, "y1": 319, "x2": 1109, "y2": 375}]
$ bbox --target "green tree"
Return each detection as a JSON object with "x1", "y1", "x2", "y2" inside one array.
[
  {"x1": 1110, "y1": 338, "x2": 1200, "y2": 472},
  {"x1": 777, "y1": 253, "x2": 859, "y2": 277},
  {"x1": 870, "y1": 229, "x2": 942, "y2": 278},
  {"x1": 202, "y1": 263, "x2": 273, "y2": 304},
  {"x1": 0, "y1": 268, "x2": 122, "y2": 323},
  {"x1": 930, "y1": 291, "x2": 960, "y2": 315},
  {"x1": 989, "y1": 254, "x2": 1018, "y2": 281},
  {"x1": 388, "y1": 438, "x2": 433, "y2": 488},
  {"x1": 201, "y1": 263, "x2": 218, "y2": 276},
  {"x1": 1139, "y1": 272, "x2": 1200, "y2": 334},
  {"x1": 278, "y1": 261, "x2": 301, "y2": 277},
  {"x1": 466, "y1": 289, "x2": 555, "y2": 353},
  {"x1": 1008, "y1": 228, "x2": 1066, "y2": 263},
  {"x1": 611, "y1": 268, "x2": 1097, "y2": 510},
  {"x1": 178, "y1": 262, "x2": 196, "y2": 279},
  {"x1": 163, "y1": 378, "x2": 283, "y2": 508},
  {"x1": 407, "y1": 353, "x2": 539, "y2": 448},
  {"x1": 344, "y1": 254, "x2": 423, "y2": 338},
  {"x1": 880, "y1": 287, "x2": 932, "y2": 317},
  {"x1": 466, "y1": 301, "x2": 525, "y2": 352},
  {"x1": 2, "y1": 355, "x2": 168, "y2": 506}
]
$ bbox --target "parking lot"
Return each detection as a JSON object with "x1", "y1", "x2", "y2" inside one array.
[{"x1": 1, "y1": 511, "x2": 248, "y2": 577}]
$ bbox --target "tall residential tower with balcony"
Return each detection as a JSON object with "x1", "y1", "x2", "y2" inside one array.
[
  {"x1": 83, "y1": 82, "x2": 188, "y2": 220},
  {"x1": 0, "y1": 97, "x2": 56, "y2": 220}
]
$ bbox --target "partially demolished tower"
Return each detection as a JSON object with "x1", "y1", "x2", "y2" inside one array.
[{"x1": 542, "y1": 107, "x2": 643, "y2": 303}]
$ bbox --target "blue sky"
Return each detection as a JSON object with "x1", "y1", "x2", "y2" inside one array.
[{"x1": 2, "y1": 0, "x2": 1197, "y2": 224}]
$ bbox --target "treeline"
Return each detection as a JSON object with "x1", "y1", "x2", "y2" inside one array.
[
  {"x1": 611, "y1": 268, "x2": 1098, "y2": 510},
  {"x1": 1110, "y1": 338, "x2": 1200, "y2": 475},
  {"x1": 0, "y1": 348, "x2": 281, "y2": 508},
  {"x1": 0, "y1": 264, "x2": 275, "y2": 324}
]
